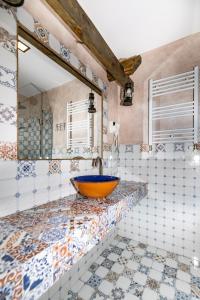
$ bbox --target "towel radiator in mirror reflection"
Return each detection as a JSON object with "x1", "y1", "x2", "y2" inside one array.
[
  {"x1": 66, "y1": 99, "x2": 94, "y2": 148},
  {"x1": 148, "y1": 66, "x2": 199, "y2": 146}
]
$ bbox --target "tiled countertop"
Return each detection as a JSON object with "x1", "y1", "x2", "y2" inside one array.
[{"x1": 0, "y1": 181, "x2": 147, "y2": 300}]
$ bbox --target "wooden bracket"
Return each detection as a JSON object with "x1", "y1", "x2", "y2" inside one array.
[{"x1": 107, "y1": 55, "x2": 142, "y2": 81}]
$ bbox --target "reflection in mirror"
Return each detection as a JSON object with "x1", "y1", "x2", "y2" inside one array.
[{"x1": 18, "y1": 36, "x2": 102, "y2": 160}]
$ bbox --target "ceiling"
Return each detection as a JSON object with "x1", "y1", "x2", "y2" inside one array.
[
  {"x1": 78, "y1": 0, "x2": 200, "y2": 58},
  {"x1": 18, "y1": 37, "x2": 75, "y2": 97}
]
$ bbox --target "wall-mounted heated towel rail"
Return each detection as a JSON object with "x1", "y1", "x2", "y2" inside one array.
[
  {"x1": 66, "y1": 99, "x2": 94, "y2": 148},
  {"x1": 148, "y1": 66, "x2": 199, "y2": 146}
]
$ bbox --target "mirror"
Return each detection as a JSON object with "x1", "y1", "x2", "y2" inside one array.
[{"x1": 17, "y1": 36, "x2": 102, "y2": 160}]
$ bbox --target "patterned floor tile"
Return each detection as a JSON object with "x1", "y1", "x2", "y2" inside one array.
[
  {"x1": 175, "y1": 290, "x2": 191, "y2": 300},
  {"x1": 122, "y1": 267, "x2": 136, "y2": 279},
  {"x1": 111, "y1": 246, "x2": 123, "y2": 256},
  {"x1": 101, "y1": 259, "x2": 114, "y2": 270},
  {"x1": 68, "y1": 235, "x2": 200, "y2": 300},
  {"x1": 126, "y1": 245, "x2": 136, "y2": 252},
  {"x1": 162, "y1": 273, "x2": 175, "y2": 287},
  {"x1": 128, "y1": 281, "x2": 144, "y2": 297},
  {"x1": 138, "y1": 264, "x2": 149, "y2": 275},
  {"x1": 90, "y1": 290, "x2": 108, "y2": 300},
  {"x1": 163, "y1": 265, "x2": 177, "y2": 278},
  {"x1": 146, "y1": 278, "x2": 160, "y2": 291},
  {"x1": 100, "y1": 249, "x2": 112, "y2": 258},
  {"x1": 105, "y1": 271, "x2": 120, "y2": 283},
  {"x1": 89, "y1": 263, "x2": 99, "y2": 273},
  {"x1": 110, "y1": 287, "x2": 125, "y2": 300},
  {"x1": 117, "y1": 256, "x2": 128, "y2": 266},
  {"x1": 87, "y1": 274, "x2": 102, "y2": 289},
  {"x1": 178, "y1": 263, "x2": 190, "y2": 273}
]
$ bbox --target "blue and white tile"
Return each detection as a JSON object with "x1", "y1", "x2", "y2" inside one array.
[{"x1": 17, "y1": 161, "x2": 36, "y2": 179}]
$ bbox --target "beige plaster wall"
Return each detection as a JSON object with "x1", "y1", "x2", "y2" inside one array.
[
  {"x1": 118, "y1": 32, "x2": 200, "y2": 144},
  {"x1": 19, "y1": 79, "x2": 101, "y2": 152}
]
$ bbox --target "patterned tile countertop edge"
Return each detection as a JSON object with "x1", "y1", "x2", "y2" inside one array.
[{"x1": 0, "y1": 181, "x2": 147, "y2": 300}]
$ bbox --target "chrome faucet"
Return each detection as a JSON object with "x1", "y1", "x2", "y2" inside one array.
[{"x1": 92, "y1": 156, "x2": 103, "y2": 175}]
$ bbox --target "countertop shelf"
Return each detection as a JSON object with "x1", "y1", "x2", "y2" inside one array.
[{"x1": 0, "y1": 181, "x2": 147, "y2": 300}]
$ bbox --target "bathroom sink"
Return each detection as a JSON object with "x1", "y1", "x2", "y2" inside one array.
[{"x1": 72, "y1": 175, "x2": 120, "y2": 199}]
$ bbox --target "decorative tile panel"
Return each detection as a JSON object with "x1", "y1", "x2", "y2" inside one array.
[
  {"x1": 34, "y1": 20, "x2": 49, "y2": 44},
  {"x1": 155, "y1": 143, "x2": 166, "y2": 152},
  {"x1": 0, "y1": 26, "x2": 16, "y2": 55},
  {"x1": 0, "y1": 103, "x2": 16, "y2": 125},
  {"x1": 0, "y1": 142, "x2": 16, "y2": 159},
  {"x1": 103, "y1": 143, "x2": 112, "y2": 152},
  {"x1": 60, "y1": 44, "x2": 71, "y2": 62},
  {"x1": 70, "y1": 160, "x2": 80, "y2": 172},
  {"x1": 17, "y1": 161, "x2": 36, "y2": 179},
  {"x1": 78, "y1": 60, "x2": 86, "y2": 76},
  {"x1": 0, "y1": 65, "x2": 16, "y2": 89},
  {"x1": 140, "y1": 144, "x2": 150, "y2": 152},
  {"x1": 125, "y1": 145, "x2": 133, "y2": 153},
  {"x1": 174, "y1": 142, "x2": 185, "y2": 152},
  {"x1": 48, "y1": 160, "x2": 61, "y2": 175}
]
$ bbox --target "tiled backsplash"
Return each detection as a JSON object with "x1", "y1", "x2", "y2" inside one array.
[
  {"x1": 0, "y1": 159, "x2": 95, "y2": 217},
  {"x1": 117, "y1": 144, "x2": 200, "y2": 259}
]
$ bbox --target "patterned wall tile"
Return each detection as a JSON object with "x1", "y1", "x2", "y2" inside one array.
[
  {"x1": 0, "y1": 103, "x2": 16, "y2": 125},
  {"x1": 0, "y1": 27, "x2": 16, "y2": 55},
  {"x1": 92, "y1": 71, "x2": 98, "y2": 85},
  {"x1": 60, "y1": 44, "x2": 71, "y2": 62},
  {"x1": 17, "y1": 161, "x2": 36, "y2": 179},
  {"x1": 195, "y1": 144, "x2": 200, "y2": 151},
  {"x1": 70, "y1": 160, "x2": 80, "y2": 172},
  {"x1": 103, "y1": 143, "x2": 112, "y2": 152},
  {"x1": 0, "y1": 65, "x2": 16, "y2": 89},
  {"x1": 0, "y1": 142, "x2": 16, "y2": 159},
  {"x1": 48, "y1": 160, "x2": 61, "y2": 175},
  {"x1": 78, "y1": 60, "x2": 86, "y2": 77},
  {"x1": 103, "y1": 126, "x2": 108, "y2": 135},
  {"x1": 140, "y1": 144, "x2": 150, "y2": 152},
  {"x1": 125, "y1": 145, "x2": 133, "y2": 153},
  {"x1": 34, "y1": 21, "x2": 49, "y2": 44},
  {"x1": 155, "y1": 143, "x2": 166, "y2": 152},
  {"x1": 174, "y1": 143, "x2": 185, "y2": 152}
]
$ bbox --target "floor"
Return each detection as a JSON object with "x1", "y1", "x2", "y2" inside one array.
[{"x1": 66, "y1": 235, "x2": 200, "y2": 300}]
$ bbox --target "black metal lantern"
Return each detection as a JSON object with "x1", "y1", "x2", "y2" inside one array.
[
  {"x1": 2, "y1": 0, "x2": 24, "y2": 7},
  {"x1": 121, "y1": 80, "x2": 134, "y2": 106},
  {"x1": 88, "y1": 92, "x2": 96, "y2": 113}
]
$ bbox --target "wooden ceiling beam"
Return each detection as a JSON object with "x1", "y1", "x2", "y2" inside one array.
[
  {"x1": 107, "y1": 55, "x2": 142, "y2": 81},
  {"x1": 45, "y1": 0, "x2": 130, "y2": 86}
]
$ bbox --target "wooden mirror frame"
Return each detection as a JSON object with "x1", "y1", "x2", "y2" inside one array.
[{"x1": 17, "y1": 23, "x2": 103, "y2": 160}]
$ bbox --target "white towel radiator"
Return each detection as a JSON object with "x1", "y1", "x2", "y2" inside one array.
[{"x1": 148, "y1": 66, "x2": 199, "y2": 146}]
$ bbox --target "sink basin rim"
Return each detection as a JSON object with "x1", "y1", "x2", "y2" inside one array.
[{"x1": 73, "y1": 175, "x2": 120, "y2": 183}]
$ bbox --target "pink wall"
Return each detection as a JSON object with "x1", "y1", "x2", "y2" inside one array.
[{"x1": 118, "y1": 32, "x2": 200, "y2": 144}]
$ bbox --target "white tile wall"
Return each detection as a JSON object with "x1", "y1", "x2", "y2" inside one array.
[
  {"x1": 117, "y1": 144, "x2": 200, "y2": 260},
  {"x1": 0, "y1": 159, "x2": 100, "y2": 217}
]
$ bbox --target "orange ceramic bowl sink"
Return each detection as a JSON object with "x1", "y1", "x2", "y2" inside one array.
[{"x1": 72, "y1": 175, "x2": 120, "y2": 199}]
